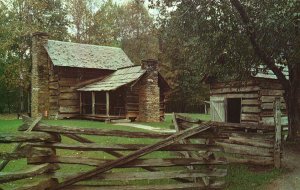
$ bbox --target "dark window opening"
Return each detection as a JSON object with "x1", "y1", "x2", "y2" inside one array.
[{"x1": 227, "y1": 98, "x2": 241, "y2": 123}]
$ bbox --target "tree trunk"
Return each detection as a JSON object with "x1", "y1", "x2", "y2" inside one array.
[
  {"x1": 28, "y1": 90, "x2": 30, "y2": 114},
  {"x1": 7, "y1": 92, "x2": 11, "y2": 114},
  {"x1": 230, "y1": 0, "x2": 300, "y2": 140},
  {"x1": 287, "y1": 94, "x2": 300, "y2": 139},
  {"x1": 286, "y1": 64, "x2": 300, "y2": 139},
  {"x1": 19, "y1": 87, "x2": 24, "y2": 113}
]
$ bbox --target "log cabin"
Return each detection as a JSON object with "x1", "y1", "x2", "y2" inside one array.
[
  {"x1": 207, "y1": 65, "x2": 288, "y2": 127},
  {"x1": 31, "y1": 32, "x2": 170, "y2": 122}
]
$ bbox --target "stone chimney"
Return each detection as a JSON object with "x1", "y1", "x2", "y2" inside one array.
[
  {"x1": 139, "y1": 59, "x2": 160, "y2": 122},
  {"x1": 31, "y1": 32, "x2": 50, "y2": 118}
]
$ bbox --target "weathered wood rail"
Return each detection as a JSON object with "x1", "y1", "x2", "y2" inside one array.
[
  {"x1": 174, "y1": 97, "x2": 282, "y2": 167},
  {"x1": 0, "y1": 98, "x2": 282, "y2": 189},
  {"x1": 0, "y1": 116, "x2": 227, "y2": 190},
  {"x1": 174, "y1": 115, "x2": 279, "y2": 166}
]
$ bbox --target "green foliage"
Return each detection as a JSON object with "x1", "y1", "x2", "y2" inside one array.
[
  {"x1": 156, "y1": 0, "x2": 300, "y2": 112},
  {"x1": 0, "y1": 0, "x2": 69, "y2": 113},
  {"x1": 138, "y1": 113, "x2": 211, "y2": 129},
  {"x1": 119, "y1": 1, "x2": 159, "y2": 64},
  {"x1": 89, "y1": 0, "x2": 159, "y2": 64},
  {"x1": 158, "y1": 2, "x2": 214, "y2": 106},
  {"x1": 65, "y1": 0, "x2": 159, "y2": 64},
  {"x1": 90, "y1": 0, "x2": 122, "y2": 46},
  {"x1": 158, "y1": 1, "x2": 258, "y2": 81},
  {"x1": 158, "y1": 0, "x2": 299, "y2": 74},
  {"x1": 0, "y1": 0, "x2": 160, "y2": 113},
  {"x1": 1, "y1": 0, "x2": 299, "y2": 115},
  {"x1": 67, "y1": 0, "x2": 95, "y2": 43}
]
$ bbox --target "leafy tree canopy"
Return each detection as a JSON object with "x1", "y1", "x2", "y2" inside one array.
[
  {"x1": 158, "y1": 0, "x2": 299, "y2": 79},
  {"x1": 155, "y1": 0, "x2": 300, "y2": 137}
]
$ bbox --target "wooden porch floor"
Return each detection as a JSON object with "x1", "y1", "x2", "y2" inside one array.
[{"x1": 78, "y1": 114, "x2": 126, "y2": 121}]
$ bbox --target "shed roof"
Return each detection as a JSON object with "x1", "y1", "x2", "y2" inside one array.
[
  {"x1": 44, "y1": 40, "x2": 134, "y2": 70},
  {"x1": 252, "y1": 65, "x2": 289, "y2": 79},
  {"x1": 77, "y1": 66, "x2": 145, "y2": 91}
]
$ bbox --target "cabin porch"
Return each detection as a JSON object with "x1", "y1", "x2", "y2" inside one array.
[
  {"x1": 79, "y1": 89, "x2": 127, "y2": 121},
  {"x1": 79, "y1": 114, "x2": 126, "y2": 121}
]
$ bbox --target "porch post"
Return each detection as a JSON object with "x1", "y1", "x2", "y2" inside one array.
[
  {"x1": 79, "y1": 92, "x2": 82, "y2": 114},
  {"x1": 92, "y1": 92, "x2": 95, "y2": 115},
  {"x1": 106, "y1": 91, "x2": 110, "y2": 116}
]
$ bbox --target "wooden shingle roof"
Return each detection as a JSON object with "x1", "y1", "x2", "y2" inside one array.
[
  {"x1": 44, "y1": 40, "x2": 134, "y2": 70},
  {"x1": 77, "y1": 66, "x2": 146, "y2": 91},
  {"x1": 252, "y1": 65, "x2": 289, "y2": 80}
]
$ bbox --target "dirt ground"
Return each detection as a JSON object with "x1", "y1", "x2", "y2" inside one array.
[
  {"x1": 114, "y1": 122, "x2": 175, "y2": 133},
  {"x1": 262, "y1": 143, "x2": 300, "y2": 190}
]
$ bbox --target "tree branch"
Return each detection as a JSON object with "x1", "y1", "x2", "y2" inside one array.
[{"x1": 229, "y1": 0, "x2": 290, "y2": 91}]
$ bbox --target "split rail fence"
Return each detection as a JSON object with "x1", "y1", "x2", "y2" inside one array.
[
  {"x1": 173, "y1": 115, "x2": 281, "y2": 167},
  {"x1": 0, "y1": 98, "x2": 282, "y2": 189},
  {"x1": 0, "y1": 117, "x2": 227, "y2": 190},
  {"x1": 174, "y1": 97, "x2": 283, "y2": 168}
]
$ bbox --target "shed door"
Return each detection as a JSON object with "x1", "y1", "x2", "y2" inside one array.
[{"x1": 210, "y1": 96, "x2": 226, "y2": 122}]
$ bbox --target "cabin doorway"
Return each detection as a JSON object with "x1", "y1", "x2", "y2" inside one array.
[
  {"x1": 226, "y1": 98, "x2": 241, "y2": 123},
  {"x1": 81, "y1": 92, "x2": 92, "y2": 114},
  {"x1": 109, "y1": 88, "x2": 126, "y2": 116},
  {"x1": 95, "y1": 92, "x2": 106, "y2": 115}
]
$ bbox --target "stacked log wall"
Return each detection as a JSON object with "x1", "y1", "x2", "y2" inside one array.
[
  {"x1": 125, "y1": 85, "x2": 139, "y2": 120},
  {"x1": 174, "y1": 114, "x2": 280, "y2": 167},
  {"x1": 210, "y1": 79, "x2": 288, "y2": 126},
  {"x1": 210, "y1": 80, "x2": 261, "y2": 124},
  {"x1": 49, "y1": 66, "x2": 59, "y2": 119},
  {"x1": 258, "y1": 79, "x2": 288, "y2": 126},
  {"x1": 57, "y1": 67, "x2": 112, "y2": 119}
]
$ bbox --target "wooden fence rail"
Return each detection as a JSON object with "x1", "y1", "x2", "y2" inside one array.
[
  {"x1": 0, "y1": 98, "x2": 282, "y2": 189},
  {"x1": 0, "y1": 116, "x2": 227, "y2": 190},
  {"x1": 174, "y1": 119, "x2": 278, "y2": 166},
  {"x1": 173, "y1": 97, "x2": 282, "y2": 167}
]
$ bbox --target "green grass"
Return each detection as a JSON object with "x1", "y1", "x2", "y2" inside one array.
[
  {"x1": 138, "y1": 113, "x2": 211, "y2": 129},
  {"x1": 0, "y1": 113, "x2": 282, "y2": 190},
  {"x1": 226, "y1": 165, "x2": 282, "y2": 190},
  {"x1": 0, "y1": 114, "x2": 19, "y2": 120},
  {"x1": 0, "y1": 118, "x2": 169, "y2": 189}
]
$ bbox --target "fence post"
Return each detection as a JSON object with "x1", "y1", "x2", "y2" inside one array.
[
  {"x1": 0, "y1": 116, "x2": 42, "y2": 171},
  {"x1": 274, "y1": 97, "x2": 282, "y2": 168}
]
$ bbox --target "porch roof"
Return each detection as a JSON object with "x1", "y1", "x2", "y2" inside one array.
[{"x1": 77, "y1": 66, "x2": 146, "y2": 91}]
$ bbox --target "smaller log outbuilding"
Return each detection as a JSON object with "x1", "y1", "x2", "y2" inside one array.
[
  {"x1": 207, "y1": 66, "x2": 288, "y2": 127},
  {"x1": 31, "y1": 32, "x2": 170, "y2": 122}
]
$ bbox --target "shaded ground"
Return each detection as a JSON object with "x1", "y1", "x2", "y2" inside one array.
[{"x1": 263, "y1": 143, "x2": 300, "y2": 190}]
